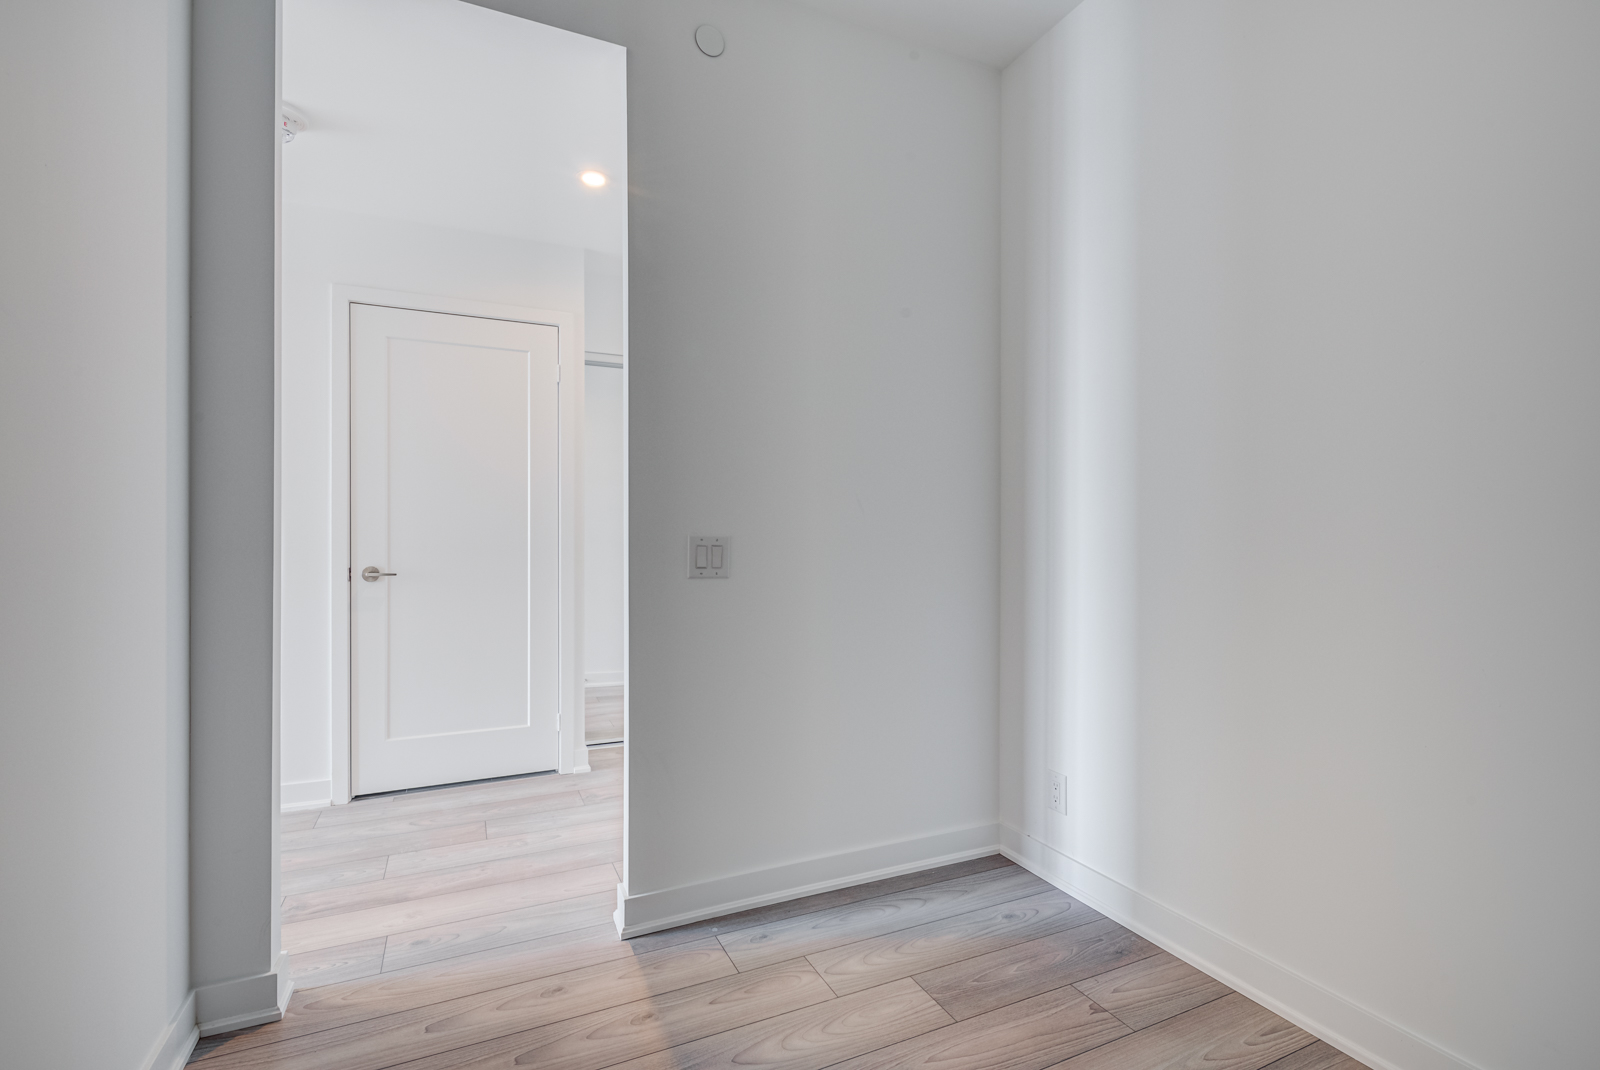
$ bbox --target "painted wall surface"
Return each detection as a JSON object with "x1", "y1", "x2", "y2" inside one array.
[
  {"x1": 1001, "y1": 3, "x2": 1600, "y2": 1068},
  {"x1": 188, "y1": 0, "x2": 287, "y2": 1033},
  {"x1": 585, "y1": 249, "x2": 626, "y2": 686},
  {"x1": 585, "y1": 251, "x2": 626, "y2": 358},
  {"x1": 584, "y1": 363, "x2": 626, "y2": 687},
  {"x1": 0, "y1": 0, "x2": 193, "y2": 1064},
  {"x1": 279, "y1": 204, "x2": 585, "y2": 799},
  {"x1": 475, "y1": 0, "x2": 1002, "y2": 905}
]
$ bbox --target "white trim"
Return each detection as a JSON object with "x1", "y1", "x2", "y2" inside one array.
[
  {"x1": 280, "y1": 778, "x2": 331, "y2": 811},
  {"x1": 999, "y1": 825, "x2": 1486, "y2": 1070},
  {"x1": 194, "y1": 952, "x2": 293, "y2": 1036},
  {"x1": 199, "y1": 1005, "x2": 287, "y2": 1038},
  {"x1": 614, "y1": 823, "x2": 1000, "y2": 938},
  {"x1": 329, "y1": 285, "x2": 585, "y2": 804},
  {"x1": 138, "y1": 991, "x2": 197, "y2": 1070},
  {"x1": 585, "y1": 672, "x2": 624, "y2": 687}
]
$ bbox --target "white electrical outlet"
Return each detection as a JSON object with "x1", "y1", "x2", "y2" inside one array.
[{"x1": 1048, "y1": 770, "x2": 1067, "y2": 815}]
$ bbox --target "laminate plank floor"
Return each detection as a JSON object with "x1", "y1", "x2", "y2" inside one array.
[
  {"x1": 586, "y1": 684, "x2": 623, "y2": 744},
  {"x1": 194, "y1": 734, "x2": 1370, "y2": 1070}
]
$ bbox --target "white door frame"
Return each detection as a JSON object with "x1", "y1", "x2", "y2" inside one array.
[{"x1": 329, "y1": 285, "x2": 586, "y2": 805}]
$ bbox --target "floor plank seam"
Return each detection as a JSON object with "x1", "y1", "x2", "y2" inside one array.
[
  {"x1": 804, "y1": 977, "x2": 960, "y2": 1070},
  {"x1": 1069, "y1": 976, "x2": 1232, "y2": 1028},
  {"x1": 1076, "y1": 989, "x2": 1134, "y2": 1033},
  {"x1": 1263, "y1": 1036, "x2": 1324, "y2": 1069}
]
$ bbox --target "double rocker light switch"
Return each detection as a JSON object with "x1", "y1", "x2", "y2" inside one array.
[{"x1": 688, "y1": 535, "x2": 731, "y2": 578}]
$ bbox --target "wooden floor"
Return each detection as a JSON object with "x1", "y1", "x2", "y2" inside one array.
[
  {"x1": 585, "y1": 685, "x2": 623, "y2": 744},
  {"x1": 193, "y1": 743, "x2": 1369, "y2": 1070}
]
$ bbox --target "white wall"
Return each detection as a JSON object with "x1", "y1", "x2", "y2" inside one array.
[
  {"x1": 584, "y1": 364, "x2": 627, "y2": 687},
  {"x1": 477, "y1": 0, "x2": 1002, "y2": 929},
  {"x1": 584, "y1": 250, "x2": 626, "y2": 686},
  {"x1": 1001, "y1": 3, "x2": 1600, "y2": 1069},
  {"x1": 280, "y1": 204, "x2": 586, "y2": 801},
  {"x1": 0, "y1": 0, "x2": 194, "y2": 1066},
  {"x1": 585, "y1": 250, "x2": 626, "y2": 358}
]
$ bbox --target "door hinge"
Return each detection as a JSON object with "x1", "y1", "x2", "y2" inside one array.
[{"x1": 347, "y1": 566, "x2": 352, "y2": 582}]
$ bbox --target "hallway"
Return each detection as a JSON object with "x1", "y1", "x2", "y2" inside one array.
[{"x1": 279, "y1": 748, "x2": 624, "y2": 989}]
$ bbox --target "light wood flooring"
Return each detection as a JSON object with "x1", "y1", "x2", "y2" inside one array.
[
  {"x1": 193, "y1": 744, "x2": 1369, "y2": 1070},
  {"x1": 585, "y1": 685, "x2": 623, "y2": 744}
]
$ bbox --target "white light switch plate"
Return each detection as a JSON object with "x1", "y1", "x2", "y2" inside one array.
[{"x1": 688, "y1": 535, "x2": 731, "y2": 578}]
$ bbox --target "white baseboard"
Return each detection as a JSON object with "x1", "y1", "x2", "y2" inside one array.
[
  {"x1": 999, "y1": 825, "x2": 1485, "y2": 1070},
  {"x1": 139, "y1": 990, "x2": 197, "y2": 1070},
  {"x1": 195, "y1": 951, "x2": 294, "y2": 1036},
  {"x1": 615, "y1": 822, "x2": 1001, "y2": 938},
  {"x1": 585, "y1": 673, "x2": 623, "y2": 687},
  {"x1": 281, "y1": 779, "x2": 331, "y2": 812}
]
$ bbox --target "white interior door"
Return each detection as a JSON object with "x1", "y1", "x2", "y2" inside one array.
[{"x1": 351, "y1": 303, "x2": 561, "y2": 795}]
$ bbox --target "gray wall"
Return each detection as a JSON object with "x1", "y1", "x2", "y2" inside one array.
[
  {"x1": 189, "y1": 0, "x2": 287, "y2": 1034},
  {"x1": 1001, "y1": 2, "x2": 1600, "y2": 1068},
  {"x1": 473, "y1": 0, "x2": 1002, "y2": 918},
  {"x1": 0, "y1": 0, "x2": 194, "y2": 1065}
]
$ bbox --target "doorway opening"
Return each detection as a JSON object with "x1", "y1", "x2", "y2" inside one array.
[
  {"x1": 274, "y1": 0, "x2": 627, "y2": 990},
  {"x1": 341, "y1": 293, "x2": 577, "y2": 795}
]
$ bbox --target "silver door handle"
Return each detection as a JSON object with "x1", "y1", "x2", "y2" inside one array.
[{"x1": 361, "y1": 566, "x2": 398, "y2": 582}]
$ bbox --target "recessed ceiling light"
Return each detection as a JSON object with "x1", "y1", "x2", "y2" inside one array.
[{"x1": 580, "y1": 171, "x2": 607, "y2": 188}]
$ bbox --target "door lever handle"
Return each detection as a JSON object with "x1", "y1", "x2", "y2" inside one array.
[{"x1": 361, "y1": 566, "x2": 398, "y2": 582}]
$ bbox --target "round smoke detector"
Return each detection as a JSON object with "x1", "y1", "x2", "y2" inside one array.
[{"x1": 695, "y1": 24, "x2": 725, "y2": 58}]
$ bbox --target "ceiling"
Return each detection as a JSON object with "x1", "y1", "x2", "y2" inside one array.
[
  {"x1": 281, "y1": 0, "x2": 1079, "y2": 251},
  {"x1": 283, "y1": 0, "x2": 627, "y2": 253},
  {"x1": 784, "y1": 0, "x2": 1086, "y2": 68}
]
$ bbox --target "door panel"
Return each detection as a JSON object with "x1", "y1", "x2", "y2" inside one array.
[{"x1": 351, "y1": 303, "x2": 561, "y2": 795}]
